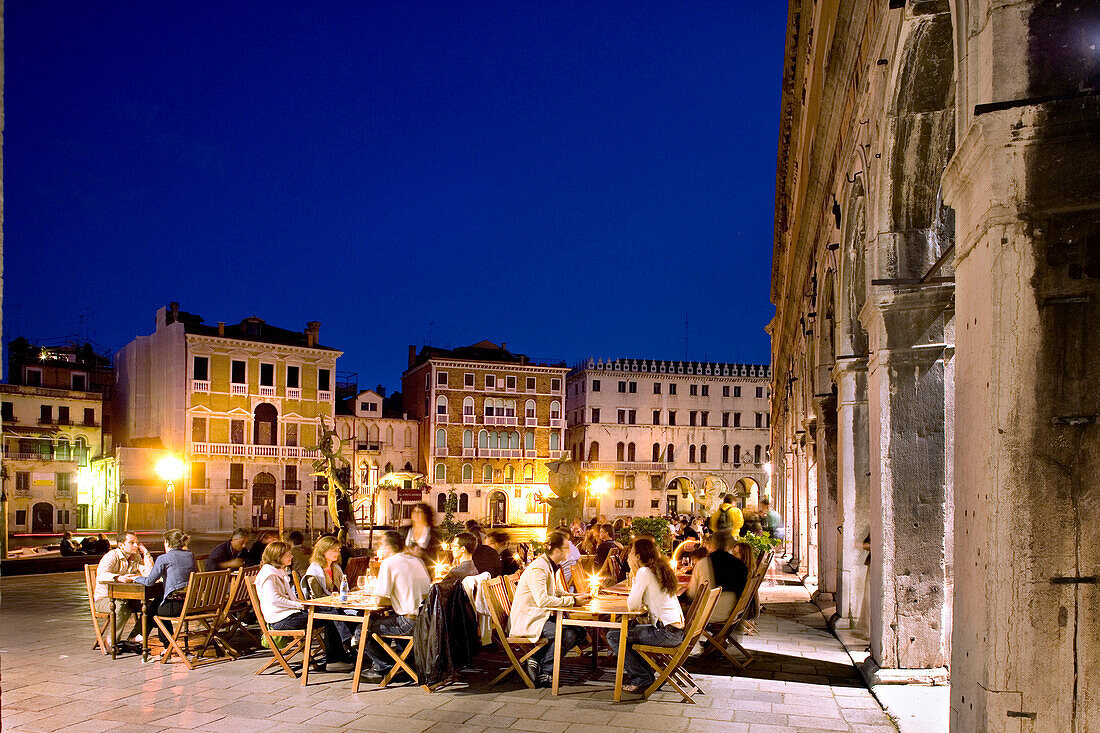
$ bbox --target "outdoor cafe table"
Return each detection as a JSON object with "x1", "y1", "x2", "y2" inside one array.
[
  {"x1": 550, "y1": 594, "x2": 646, "y2": 702},
  {"x1": 106, "y1": 580, "x2": 158, "y2": 662},
  {"x1": 300, "y1": 592, "x2": 388, "y2": 693}
]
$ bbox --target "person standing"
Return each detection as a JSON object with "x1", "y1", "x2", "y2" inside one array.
[
  {"x1": 486, "y1": 530, "x2": 520, "y2": 575},
  {"x1": 363, "y1": 531, "x2": 432, "y2": 678},
  {"x1": 760, "y1": 498, "x2": 784, "y2": 541},
  {"x1": 708, "y1": 494, "x2": 744, "y2": 537},
  {"x1": 93, "y1": 531, "x2": 155, "y2": 650},
  {"x1": 403, "y1": 503, "x2": 443, "y2": 566},
  {"x1": 508, "y1": 530, "x2": 588, "y2": 687},
  {"x1": 608, "y1": 536, "x2": 685, "y2": 693}
]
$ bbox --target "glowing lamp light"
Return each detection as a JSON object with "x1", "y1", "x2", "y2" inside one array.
[
  {"x1": 589, "y1": 476, "x2": 610, "y2": 495},
  {"x1": 763, "y1": 462, "x2": 774, "y2": 474},
  {"x1": 588, "y1": 573, "x2": 602, "y2": 597},
  {"x1": 155, "y1": 455, "x2": 186, "y2": 483}
]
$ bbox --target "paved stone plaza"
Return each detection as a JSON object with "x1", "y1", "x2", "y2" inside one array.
[{"x1": 0, "y1": 570, "x2": 897, "y2": 733}]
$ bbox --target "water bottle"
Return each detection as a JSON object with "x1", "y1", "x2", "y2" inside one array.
[{"x1": 339, "y1": 574, "x2": 349, "y2": 603}]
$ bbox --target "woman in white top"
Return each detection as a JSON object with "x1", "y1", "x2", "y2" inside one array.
[
  {"x1": 607, "y1": 535, "x2": 685, "y2": 693},
  {"x1": 255, "y1": 541, "x2": 349, "y2": 667}
]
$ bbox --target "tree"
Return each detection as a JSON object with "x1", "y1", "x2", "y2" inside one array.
[{"x1": 439, "y1": 487, "x2": 462, "y2": 541}]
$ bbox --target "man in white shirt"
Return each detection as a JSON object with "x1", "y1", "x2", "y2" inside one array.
[
  {"x1": 509, "y1": 530, "x2": 589, "y2": 687},
  {"x1": 94, "y1": 532, "x2": 154, "y2": 649},
  {"x1": 363, "y1": 530, "x2": 431, "y2": 676}
]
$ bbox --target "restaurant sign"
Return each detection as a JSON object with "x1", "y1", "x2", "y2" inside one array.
[{"x1": 397, "y1": 481, "x2": 423, "y2": 502}]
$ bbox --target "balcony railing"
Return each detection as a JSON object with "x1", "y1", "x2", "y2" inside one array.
[
  {"x1": 435, "y1": 413, "x2": 448, "y2": 424},
  {"x1": 231, "y1": 383, "x2": 248, "y2": 395},
  {"x1": 226, "y1": 480, "x2": 248, "y2": 491},
  {"x1": 550, "y1": 450, "x2": 570, "y2": 460},
  {"x1": 523, "y1": 449, "x2": 536, "y2": 458},
  {"x1": 463, "y1": 414, "x2": 477, "y2": 425},
  {"x1": 192, "y1": 379, "x2": 211, "y2": 393},
  {"x1": 433, "y1": 447, "x2": 448, "y2": 457},
  {"x1": 525, "y1": 417, "x2": 538, "y2": 427},
  {"x1": 286, "y1": 387, "x2": 301, "y2": 400},
  {"x1": 56, "y1": 487, "x2": 73, "y2": 499},
  {"x1": 282, "y1": 480, "x2": 301, "y2": 491},
  {"x1": 580, "y1": 460, "x2": 669, "y2": 472},
  {"x1": 463, "y1": 447, "x2": 476, "y2": 457},
  {"x1": 318, "y1": 390, "x2": 333, "y2": 402},
  {"x1": 193, "y1": 443, "x2": 321, "y2": 459},
  {"x1": 258, "y1": 385, "x2": 276, "y2": 397},
  {"x1": 13, "y1": 487, "x2": 31, "y2": 498},
  {"x1": 549, "y1": 418, "x2": 564, "y2": 427}
]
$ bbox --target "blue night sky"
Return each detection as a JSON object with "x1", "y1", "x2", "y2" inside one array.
[{"x1": 5, "y1": 2, "x2": 785, "y2": 392}]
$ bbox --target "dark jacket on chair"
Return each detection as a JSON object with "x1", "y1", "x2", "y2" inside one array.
[{"x1": 413, "y1": 580, "x2": 481, "y2": 686}]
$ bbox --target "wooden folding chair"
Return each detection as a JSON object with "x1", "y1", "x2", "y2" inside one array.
[
  {"x1": 481, "y1": 575, "x2": 547, "y2": 688},
  {"x1": 154, "y1": 569, "x2": 236, "y2": 669},
  {"x1": 634, "y1": 587, "x2": 722, "y2": 703},
  {"x1": 370, "y1": 623, "x2": 433, "y2": 692},
  {"x1": 699, "y1": 550, "x2": 772, "y2": 669},
  {"x1": 243, "y1": 576, "x2": 321, "y2": 679},
  {"x1": 211, "y1": 565, "x2": 262, "y2": 655},
  {"x1": 291, "y1": 570, "x2": 307, "y2": 600},
  {"x1": 84, "y1": 564, "x2": 112, "y2": 654},
  {"x1": 344, "y1": 556, "x2": 372, "y2": 589}
]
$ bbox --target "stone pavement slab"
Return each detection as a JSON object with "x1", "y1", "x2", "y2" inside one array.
[{"x1": 1, "y1": 568, "x2": 897, "y2": 732}]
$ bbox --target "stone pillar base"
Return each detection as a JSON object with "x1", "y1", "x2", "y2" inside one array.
[
  {"x1": 811, "y1": 589, "x2": 835, "y2": 604},
  {"x1": 860, "y1": 658, "x2": 950, "y2": 686}
]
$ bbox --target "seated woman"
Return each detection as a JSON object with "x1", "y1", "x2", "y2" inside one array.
[
  {"x1": 136, "y1": 529, "x2": 198, "y2": 656},
  {"x1": 304, "y1": 535, "x2": 358, "y2": 649},
  {"x1": 682, "y1": 531, "x2": 749, "y2": 623},
  {"x1": 256, "y1": 541, "x2": 349, "y2": 668},
  {"x1": 608, "y1": 536, "x2": 685, "y2": 693}
]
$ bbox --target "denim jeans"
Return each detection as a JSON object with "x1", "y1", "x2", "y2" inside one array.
[
  {"x1": 607, "y1": 623, "x2": 685, "y2": 686},
  {"x1": 364, "y1": 614, "x2": 416, "y2": 672},
  {"x1": 532, "y1": 616, "x2": 583, "y2": 675}
]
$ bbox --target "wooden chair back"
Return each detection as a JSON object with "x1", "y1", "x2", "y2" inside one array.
[
  {"x1": 344, "y1": 556, "x2": 372, "y2": 589},
  {"x1": 633, "y1": 587, "x2": 722, "y2": 703},
  {"x1": 84, "y1": 563, "x2": 110, "y2": 654},
  {"x1": 681, "y1": 580, "x2": 710, "y2": 627},
  {"x1": 243, "y1": 575, "x2": 314, "y2": 679},
  {"x1": 290, "y1": 570, "x2": 306, "y2": 600},
  {"x1": 482, "y1": 575, "x2": 513, "y2": 632},
  {"x1": 178, "y1": 569, "x2": 236, "y2": 619}
]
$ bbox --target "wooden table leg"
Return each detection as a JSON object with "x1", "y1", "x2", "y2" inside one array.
[
  {"x1": 551, "y1": 611, "x2": 563, "y2": 695},
  {"x1": 613, "y1": 617, "x2": 628, "y2": 702},
  {"x1": 301, "y1": 606, "x2": 316, "y2": 687},
  {"x1": 110, "y1": 601, "x2": 117, "y2": 660},
  {"x1": 352, "y1": 612, "x2": 370, "y2": 694},
  {"x1": 140, "y1": 597, "x2": 149, "y2": 662}
]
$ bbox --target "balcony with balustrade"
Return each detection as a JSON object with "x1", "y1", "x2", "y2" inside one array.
[
  {"x1": 192, "y1": 379, "x2": 211, "y2": 393},
  {"x1": 192, "y1": 442, "x2": 320, "y2": 459},
  {"x1": 580, "y1": 460, "x2": 670, "y2": 473}
]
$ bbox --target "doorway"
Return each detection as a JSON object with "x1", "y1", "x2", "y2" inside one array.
[
  {"x1": 32, "y1": 502, "x2": 54, "y2": 533},
  {"x1": 489, "y1": 491, "x2": 507, "y2": 526},
  {"x1": 252, "y1": 472, "x2": 276, "y2": 528}
]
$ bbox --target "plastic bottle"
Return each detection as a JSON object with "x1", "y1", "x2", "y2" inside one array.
[{"x1": 339, "y1": 574, "x2": 349, "y2": 603}]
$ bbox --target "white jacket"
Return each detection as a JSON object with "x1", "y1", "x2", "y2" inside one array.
[
  {"x1": 304, "y1": 561, "x2": 345, "y2": 599},
  {"x1": 256, "y1": 564, "x2": 303, "y2": 623},
  {"x1": 508, "y1": 555, "x2": 575, "y2": 642}
]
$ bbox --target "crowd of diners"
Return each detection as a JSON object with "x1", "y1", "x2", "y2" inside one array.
[{"x1": 93, "y1": 496, "x2": 766, "y2": 692}]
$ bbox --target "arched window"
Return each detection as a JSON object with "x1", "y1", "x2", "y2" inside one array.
[
  {"x1": 368, "y1": 424, "x2": 379, "y2": 441},
  {"x1": 484, "y1": 399, "x2": 494, "y2": 418},
  {"x1": 550, "y1": 400, "x2": 561, "y2": 419},
  {"x1": 359, "y1": 423, "x2": 368, "y2": 441},
  {"x1": 463, "y1": 396, "x2": 474, "y2": 415},
  {"x1": 436, "y1": 395, "x2": 448, "y2": 416},
  {"x1": 700, "y1": 444, "x2": 707, "y2": 463},
  {"x1": 722, "y1": 445, "x2": 730, "y2": 463},
  {"x1": 463, "y1": 430, "x2": 473, "y2": 448},
  {"x1": 523, "y1": 464, "x2": 534, "y2": 483},
  {"x1": 55, "y1": 439, "x2": 71, "y2": 462},
  {"x1": 435, "y1": 428, "x2": 446, "y2": 448},
  {"x1": 525, "y1": 399, "x2": 536, "y2": 418},
  {"x1": 616, "y1": 442, "x2": 625, "y2": 461},
  {"x1": 549, "y1": 432, "x2": 560, "y2": 451},
  {"x1": 478, "y1": 430, "x2": 489, "y2": 449},
  {"x1": 462, "y1": 463, "x2": 473, "y2": 482},
  {"x1": 404, "y1": 426, "x2": 412, "y2": 446},
  {"x1": 588, "y1": 442, "x2": 600, "y2": 461},
  {"x1": 483, "y1": 463, "x2": 494, "y2": 482},
  {"x1": 754, "y1": 445, "x2": 762, "y2": 464},
  {"x1": 459, "y1": 493, "x2": 469, "y2": 513},
  {"x1": 627, "y1": 443, "x2": 636, "y2": 462},
  {"x1": 385, "y1": 426, "x2": 394, "y2": 446},
  {"x1": 434, "y1": 463, "x2": 446, "y2": 483},
  {"x1": 667, "y1": 443, "x2": 674, "y2": 462},
  {"x1": 437, "y1": 493, "x2": 447, "y2": 513},
  {"x1": 404, "y1": 461, "x2": 413, "y2": 471},
  {"x1": 253, "y1": 403, "x2": 278, "y2": 445},
  {"x1": 510, "y1": 431, "x2": 520, "y2": 449},
  {"x1": 505, "y1": 400, "x2": 516, "y2": 417},
  {"x1": 689, "y1": 445, "x2": 697, "y2": 463},
  {"x1": 652, "y1": 443, "x2": 661, "y2": 462},
  {"x1": 733, "y1": 445, "x2": 741, "y2": 464},
  {"x1": 504, "y1": 465, "x2": 515, "y2": 483},
  {"x1": 525, "y1": 431, "x2": 535, "y2": 450},
  {"x1": 384, "y1": 462, "x2": 394, "y2": 474}
]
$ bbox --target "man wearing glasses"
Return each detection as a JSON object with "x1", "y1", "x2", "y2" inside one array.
[{"x1": 93, "y1": 532, "x2": 154, "y2": 652}]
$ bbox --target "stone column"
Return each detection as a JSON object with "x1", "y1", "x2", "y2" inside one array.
[
  {"x1": 813, "y1": 396, "x2": 839, "y2": 601},
  {"x1": 831, "y1": 359, "x2": 869, "y2": 628},
  {"x1": 943, "y1": 81, "x2": 1100, "y2": 731},
  {"x1": 863, "y1": 287, "x2": 953, "y2": 678}
]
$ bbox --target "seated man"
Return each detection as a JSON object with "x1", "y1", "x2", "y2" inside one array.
[
  {"x1": 486, "y1": 531, "x2": 520, "y2": 575},
  {"x1": 593, "y1": 523, "x2": 622, "y2": 568},
  {"x1": 509, "y1": 530, "x2": 588, "y2": 687},
  {"x1": 683, "y1": 531, "x2": 748, "y2": 622},
  {"x1": 93, "y1": 533, "x2": 112, "y2": 554},
  {"x1": 93, "y1": 532, "x2": 155, "y2": 650},
  {"x1": 364, "y1": 530, "x2": 432, "y2": 678},
  {"x1": 560, "y1": 537, "x2": 581, "y2": 591},
  {"x1": 246, "y1": 530, "x2": 280, "y2": 566},
  {"x1": 206, "y1": 528, "x2": 250, "y2": 570},
  {"x1": 287, "y1": 530, "x2": 311, "y2": 576},
  {"x1": 443, "y1": 532, "x2": 481, "y2": 585}
]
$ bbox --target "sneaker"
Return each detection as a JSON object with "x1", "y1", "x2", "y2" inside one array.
[
  {"x1": 536, "y1": 674, "x2": 553, "y2": 689},
  {"x1": 524, "y1": 658, "x2": 540, "y2": 684}
]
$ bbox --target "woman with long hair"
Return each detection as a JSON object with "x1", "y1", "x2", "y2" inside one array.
[
  {"x1": 256, "y1": 541, "x2": 349, "y2": 668},
  {"x1": 403, "y1": 502, "x2": 442, "y2": 565},
  {"x1": 136, "y1": 529, "x2": 197, "y2": 656},
  {"x1": 608, "y1": 535, "x2": 685, "y2": 693},
  {"x1": 304, "y1": 536, "x2": 345, "y2": 598}
]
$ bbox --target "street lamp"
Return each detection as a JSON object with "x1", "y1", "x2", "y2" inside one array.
[
  {"x1": 156, "y1": 455, "x2": 185, "y2": 531},
  {"x1": 587, "y1": 475, "x2": 609, "y2": 521}
]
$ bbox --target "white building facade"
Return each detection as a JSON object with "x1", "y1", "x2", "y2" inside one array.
[{"x1": 565, "y1": 358, "x2": 771, "y2": 518}]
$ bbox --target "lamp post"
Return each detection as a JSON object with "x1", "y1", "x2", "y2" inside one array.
[
  {"x1": 587, "y1": 475, "x2": 609, "y2": 522},
  {"x1": 156, "y1": 455, "x2": 185, "y2": 532}
]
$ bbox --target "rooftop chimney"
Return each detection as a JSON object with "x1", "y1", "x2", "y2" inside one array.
[
  {"x1": 501, "y1": 342, "x2": 507, "y2": 351},
  {"x1": 218, "y1": 321, "x2": 225, "y2": 336},
  {"x1": 169, "y1": 302, "x2": 180, "y2": 324},
  {"x1": 377, "y1": 384, "x2": 386, "y2": 398},
  {"x1": 408, "y1": 345, "x2": 417, "y2": 368},
  {"x1": 305, "y1": 321, "x2": 321, "y2": 348}
]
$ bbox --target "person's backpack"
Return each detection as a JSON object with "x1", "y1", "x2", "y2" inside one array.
[{"x1": 714, "y1": 505, "x2": 735, "y2": 533}]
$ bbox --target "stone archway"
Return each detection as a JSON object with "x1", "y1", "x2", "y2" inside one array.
[
  {"x1": 488, "y1": 490, "x2": 508, "y2": 526},
  {"x1": 252, "y1": 472, "x2": 276, "y2": 528},
  {"x1": 32, "y1": 501, "x2": 54, "y2": 533}
]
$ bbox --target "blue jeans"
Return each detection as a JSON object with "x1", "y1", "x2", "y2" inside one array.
[
  {"x1": 532, "y1": 616, "x2": 583, "y2": 675},
  {"x1": 364, "y1": 614, "x2": 416, "y2": 672},
  {"x1": 607, "y1": 623, "x2": 685, "y2": 686}
]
